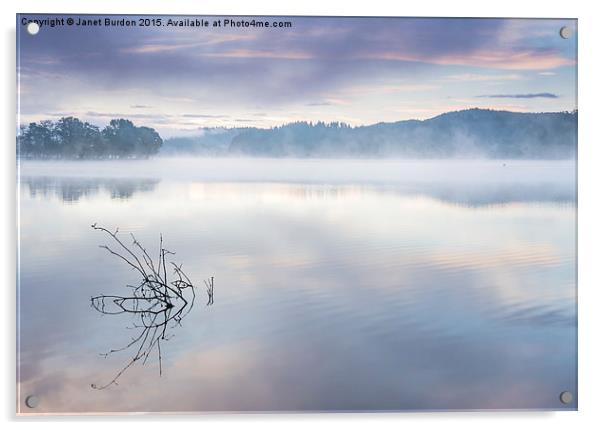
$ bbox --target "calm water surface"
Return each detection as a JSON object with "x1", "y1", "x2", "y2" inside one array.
[{"x1": 17, "y1": 158, "x2": 577, "y2": 413}]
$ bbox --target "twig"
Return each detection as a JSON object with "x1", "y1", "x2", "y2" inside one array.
[{"x1": 89, "y1": 223, "x2": 214, "y2": 389}]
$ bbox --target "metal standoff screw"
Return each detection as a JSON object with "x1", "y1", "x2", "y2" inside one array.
[
  {"x1": 559, "y1": 26, "x2": 571, "y2": 39},
  {"x1": 25, "y1": 395, "x2": 39, "y2": 408},
  {"x1": 26, "y1": 22, "x2": 40, "y2": 36},
  {"x1": 559, "y1": 391, "x2": 573, "y2": 405}
]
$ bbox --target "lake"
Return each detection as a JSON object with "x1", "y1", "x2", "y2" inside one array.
[{"x1": 17, "y1": 158, "x2": 577, "y2": 413}]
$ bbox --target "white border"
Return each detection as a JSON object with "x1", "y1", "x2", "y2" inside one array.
[{"x1": 2, "y1": 1, "x2": 601, "y2": 429}]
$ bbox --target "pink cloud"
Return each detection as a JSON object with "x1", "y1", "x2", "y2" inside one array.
[
  {"x1": 446, "y1": 73, "x2": 525, "y2": 82},
  {"x1": 201, "y1": 49, "x2": 314, "y2": 60},
  {"x1": 360, "y1": 48, "x2": 574, "y2": 71}
]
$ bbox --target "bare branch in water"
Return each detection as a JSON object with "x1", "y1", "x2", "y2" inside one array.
[
  {"x1": 89, "y1": 223, "x2": 214, "y2": 390},
  {"x1": 205, "y1": 276, "x2": 215, "y2": 306}
]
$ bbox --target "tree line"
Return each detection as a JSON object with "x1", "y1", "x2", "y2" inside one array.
[
  {"x1": 161, "y1": 109, "x2": 577, "y2": 159},
  {"x1": 17, "y1": 117, "x2": 163, "y2": 159},
  {"x1": 227, "y1": 109, "x2": 577, "y2": 159}
]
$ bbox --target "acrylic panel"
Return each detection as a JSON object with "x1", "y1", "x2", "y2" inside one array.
[{"x1": 16, "y1": 15, "x2": 577, "y2": 414}]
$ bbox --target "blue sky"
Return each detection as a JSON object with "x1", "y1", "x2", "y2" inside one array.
[{"x1": 17, "y1": 16, "x2": 577, "y2": 137}]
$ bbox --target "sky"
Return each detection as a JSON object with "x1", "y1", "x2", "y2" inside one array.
[{"x1": 17, "y1": 15, "x2": 577, "y2": 137}]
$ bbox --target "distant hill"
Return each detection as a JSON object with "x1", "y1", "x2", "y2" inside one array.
[
  {"x1": 160, "y1": 128, "x2": 248, "y2": 156},
  {"x1": 162, "y1": 109, "x2": 577, "y2": 159}
]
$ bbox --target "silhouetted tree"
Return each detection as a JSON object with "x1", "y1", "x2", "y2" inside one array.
[{"x1": 17, "y1": 117, "x2": 163, "y2": 159}]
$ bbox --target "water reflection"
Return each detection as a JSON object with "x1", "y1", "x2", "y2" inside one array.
[
  {"x1": 186, "y1": 181, "x2": 575, "y2": 207},
  {"x1": 23, "y1": 176, "x2": 159, "y2": 202},
  {"x1": 499, "y1": 304, "x2": 575, "y2": 327},
  {"x1": 17, "y1": 160, "x2": 577, "y2": 413},
  {"x1": 89, "y1": 224, "x2": 212, "y2": 390}
]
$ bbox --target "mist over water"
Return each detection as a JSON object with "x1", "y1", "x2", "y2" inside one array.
[
  {"x1": 17, "y1": 158, "x2": 576, "y2": 412},
  {"x1": 20, "y1": 157, "x2": 575, "y2": 184}
]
